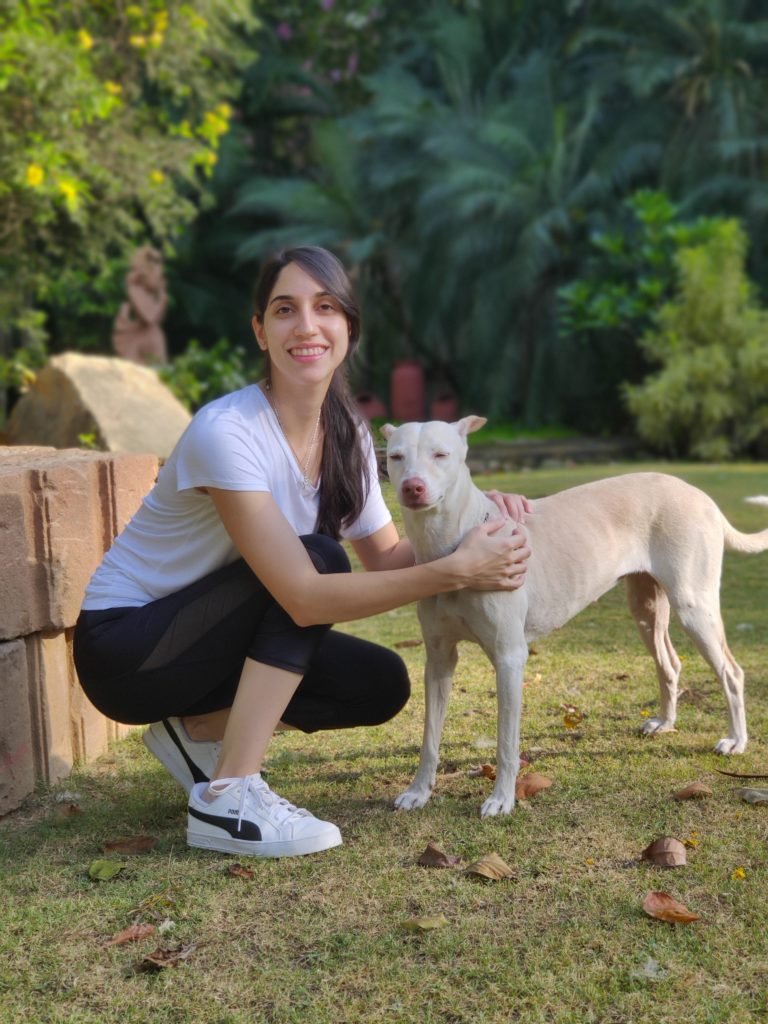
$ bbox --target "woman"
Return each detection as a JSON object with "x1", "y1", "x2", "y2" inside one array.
[{"x1": 74, "y1": 246, "x2": 530, "y2": 859}]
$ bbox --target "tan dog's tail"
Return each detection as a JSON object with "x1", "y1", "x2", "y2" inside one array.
[{"x1": 723, "y1": 496, "x2": 768, "y2": 553}]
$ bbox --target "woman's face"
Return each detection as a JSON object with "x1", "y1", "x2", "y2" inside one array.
[{"x1": 253, "y1": 262, "x2": 350, "y2": 390}]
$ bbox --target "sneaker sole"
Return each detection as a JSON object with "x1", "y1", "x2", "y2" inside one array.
[
  {"x1": 143, "y1": 724, "x2": 194, "y2": 793},
  {"x1": 186, "y1": 825, "x2": 343, "y2": 859}
]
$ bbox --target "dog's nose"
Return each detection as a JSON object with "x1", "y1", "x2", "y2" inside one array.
[{"x1": 402, "y1": 477, "x2": 427, "y2": 502}]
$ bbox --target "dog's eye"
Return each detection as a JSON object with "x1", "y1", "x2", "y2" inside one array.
[
  {"x1": 434, "y1": 452, "x2": 449, "y2": 459},
  {"x1": 388, "y1": 453, "x2": 404, "y2": 461}
]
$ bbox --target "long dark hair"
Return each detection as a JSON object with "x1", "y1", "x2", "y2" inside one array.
[{"x1": 253, "y1": 246, "x2": 370, "y2": 539}]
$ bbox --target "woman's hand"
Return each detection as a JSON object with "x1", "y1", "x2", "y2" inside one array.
[
  {"x1": 451, "y1": 520, "x2": 530, "y2": 592},
  {"x1": 484, "y1": 490, "x2": 532, "y2": 522}
]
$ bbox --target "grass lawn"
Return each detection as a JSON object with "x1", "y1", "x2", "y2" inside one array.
[{"x1": 2, "y1": 461, "x2": 767, "y2": 1024}]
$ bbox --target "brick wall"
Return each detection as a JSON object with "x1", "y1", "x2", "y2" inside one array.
[{"x1": 0, "y1": 446, "x2": 158, "y2": 815}]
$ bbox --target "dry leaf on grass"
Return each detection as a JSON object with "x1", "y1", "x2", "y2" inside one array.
[
  {"x1": 54, "y1": 802, "x2": 84, "y2": 821},
  {"x1": 673, "y1": 782, "x2": 712, "y2": 801},
  {"x1": 462, "y1": 852, "x2": 515, "y2": 881},
  {"x1": 467, "y1": 763, "x2": 496, "y2": 781},
  {"x1": 393, "y1": 638, "x2": 423, "y2": 649},
  {"x1": 401, "y1": 915, "x2": 450, "y2": 932},
  {"x1": 225, "y1": 863, "x2": 256, "y2": 879},
  {"x1": 134, "y1": 943, "x2": 197, "y2": 972},
  {"x1": 735, "y1": 787, "x2": 768, "y2": 805},
  {"x1": 88, "y1": 859, "x2": 124, "y2": 881},
  {"x1": 103, "y1": 835, "x2": 157, "y2": 856},
  {"x1": 640, "y1": 837, "x2": 687, "y2": 868},
  {"x1": 417, "y1": 842, "x2": 461, "y2": 869},
  {"x1": 642, "y1": 891, "x2": 701, "y2": 924},
  {"x1": 104, "y1": 923, "x2": 156, "y2": 948},
  {"x1": 561, "y1": 704, "x2": 586, "y2": 730},
  {"x1": 515, "y1": 773, "x2": 553, "y2": 799}
]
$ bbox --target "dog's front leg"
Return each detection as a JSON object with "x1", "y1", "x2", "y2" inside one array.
[
  {"x1": 394, "y1": 635, "x2": 458, "y2": 811},
  {"x1": 481, "y1": 641, "x2": 528, "y2": 817}
]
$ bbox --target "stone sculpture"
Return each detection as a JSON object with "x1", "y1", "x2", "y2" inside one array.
[{"x1": 112, "y1": 246, "x2": 168, "y2": 365}]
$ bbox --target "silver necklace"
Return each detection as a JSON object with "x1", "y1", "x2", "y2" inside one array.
[{"x1": 266, "y1": 383, "x2": 322, "y2": 489}]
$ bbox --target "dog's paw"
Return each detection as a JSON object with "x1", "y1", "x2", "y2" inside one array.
[
  {"x1": 480, "y1": 792, "x2": 516, "y2": 817},
  {"x1": 393, "y1": 788, "x2": 431, "y2": 811},
  {"x1": 640, "y1": 717, "x2": 677, "y2": 736},
  {"x1": 714, "y1": 736, "x2": 747, "y2": 755}
]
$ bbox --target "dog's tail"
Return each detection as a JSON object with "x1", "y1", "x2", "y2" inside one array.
[{"x1": 723, "y1": 496, "x2": 768, "y2": 553}]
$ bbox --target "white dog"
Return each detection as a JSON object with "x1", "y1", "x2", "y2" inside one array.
[{"x1": 382, "y1": 416, "x2": 768, "y2": 817}]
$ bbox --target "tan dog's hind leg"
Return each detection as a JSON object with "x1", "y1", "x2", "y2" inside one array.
[
  {"x1": 674, "y1": 598, "x2": 747, "y2": 754},
  {"x1": 626, "y1": 573, "x2": 682, "y2": 736}
]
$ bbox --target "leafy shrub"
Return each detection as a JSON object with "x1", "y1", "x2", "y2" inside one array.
[
  {"x1": 159, "y1": 339, "x2": 256, "y2": 412},
  {"x1": 556, "y1": 191, "x2": 726, "y2": 433},
  {"x1": 624, "y1": 220, "x2": 768, "y2": 460},
  {"x1": 559, "y1": 191, "x2": 722, "y2": 341}
]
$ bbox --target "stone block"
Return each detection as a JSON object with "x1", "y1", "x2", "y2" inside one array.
[
  {"x1": 0, "y1": 448, "x2": 157, "y2": 640},
  {"x1": 8, "y1": 352, "x2": 191, "y2": 460},
  {"x1": 0, "y1": 640, "x2": 35, "y2": 816},
  {"x1": 97, "y1": 450, "x2": 159, "y2": 539},
  {"x1": 26, "y1": 630, "x2": 117, "y2": 784}
]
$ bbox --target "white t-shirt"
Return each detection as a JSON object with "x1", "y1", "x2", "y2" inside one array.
[{"x1": 82, "y1": 384, "x2": 392, "y2": 609}]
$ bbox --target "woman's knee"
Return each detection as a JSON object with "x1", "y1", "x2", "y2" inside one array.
[
  {"x1": 300, "y1": 534, "x2": 351, "y2": 575},
  {"x1": 370, "y1": 649, "x2": 411, "y2": 724}
]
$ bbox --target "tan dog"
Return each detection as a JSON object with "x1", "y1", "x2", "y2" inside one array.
[{"x1": 382, "y1": 416, "x2": 768, "y2": 817}]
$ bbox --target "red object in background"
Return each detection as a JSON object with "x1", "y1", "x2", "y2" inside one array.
[
  {"x1": 355, "y1": 392, "x2": 388, "y2": 421},
  {"x1": 430, "y1": 392, "x2": 459, "y2": 421},
  {"x1": 390, "y1": 360, "x2": 426, "y2": 421}
]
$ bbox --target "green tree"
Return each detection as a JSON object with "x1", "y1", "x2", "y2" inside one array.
[
  {"x1": 0, "y1": 0, "x2": 256, "y2": 413},
  {"x1": 345, "y1": 6, "x2": 622, "y2": 423},
  {"x1": 557, "y1": 190, "x2": 725, "y2": 431},
  {"x1": 572, "y1": 0, "x2": 768, "y2": 276},
  {"x1": 625, "y1": 220, "x2": 768, "y2": 458}
]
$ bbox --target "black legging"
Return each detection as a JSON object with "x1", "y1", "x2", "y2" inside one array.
[{"x1": 73, "y1": 534, "x2": 410, "y2": 732}]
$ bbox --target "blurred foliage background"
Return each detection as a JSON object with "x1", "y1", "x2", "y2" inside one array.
[{"x1": 3, "y1": 0, "x2": 768, "y2": 456}]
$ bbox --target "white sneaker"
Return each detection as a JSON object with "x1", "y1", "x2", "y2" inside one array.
[
  {"x1": 143, "y1": 718, "x2": 221, "y2": 793},
  {"x1": 187, "y1": 774, "x2": 343, "y2": 858}
]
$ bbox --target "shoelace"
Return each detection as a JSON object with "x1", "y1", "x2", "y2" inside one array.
[{"x1": 236, "y1": 774, "x2": 310, "y2": 831}]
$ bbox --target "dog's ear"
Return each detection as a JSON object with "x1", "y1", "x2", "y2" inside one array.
[
  {"x1": 455, "y1": 415, "x2": 487, "y2": 438},
  {"x1": 380, "y1": 423, "x2": 396, "y2": 440}
]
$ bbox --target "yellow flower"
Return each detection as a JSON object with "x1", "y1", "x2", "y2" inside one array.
[
  {"x1": 203, "y1": 110, "x2": 228, "y2": 137},
  {"x1": 154, "y1": 11, "x2": 169, "y2": 32},
  {"x1": 129, "y1": 34, "x2": 147, "y2": 48},
  {"x1": 78, "y1": 29, "x2": 94, "y2": 51},
  {"x1": 126, "y1": 4, "x2": 143, "y2": 17},
  {"x1": 216, "y1": 102, "x2": 233, "y2": 120},
  {"x1": 186, "y1": 12, "x2": 208, "y2": 32},
  {"x1": 105, "y1": 81, "x2": 123, "y2": 96},
  {"x1": 57, "y1": 179, "x2": 80, "y2": 210},
  {"x1": 26, "y1": 163, "x2": 45, "y2": 187},
  {"x1": 205, "y1": 151, "x2": 217, "y2": 167},
  {"x1": 731, "y1": 866, "x2": 747, "y2": 881},
  {"x1": 149, "y1": 31, "x2": 164, "y2": 47},
  {"x1": 150, "y1": 170, "x2": 165, "y2": 185}
]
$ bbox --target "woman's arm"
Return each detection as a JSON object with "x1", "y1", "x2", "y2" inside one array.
[
  {"x1": 351, "y1": 522, "x2": 415, "y2": 571},
  {"x1": 208, "y1": 489, "x2": 528, "y2": 627}
]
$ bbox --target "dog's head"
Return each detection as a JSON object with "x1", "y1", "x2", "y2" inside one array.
[{"x1": 381, "y1": 416, "x2": 487, "y2": 511}]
